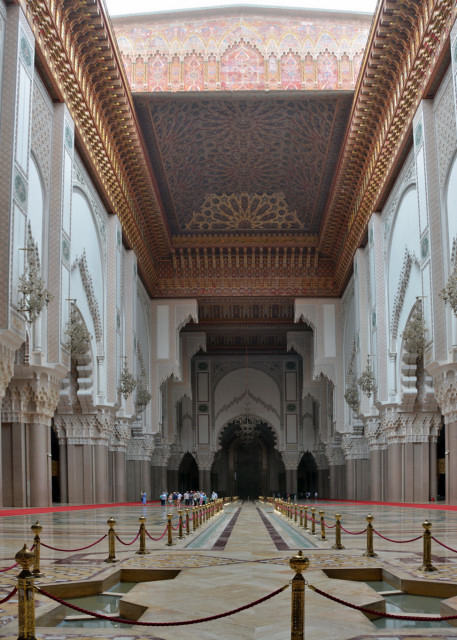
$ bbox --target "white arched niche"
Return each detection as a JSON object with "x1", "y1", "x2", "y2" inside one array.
[{"x1": 70, "y1": 188, "x2": 105, "y2": 349}]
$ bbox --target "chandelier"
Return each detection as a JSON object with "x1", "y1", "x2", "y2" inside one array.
[{"x1": 233, "y1": 348, "x2": 261, "y2": 444}]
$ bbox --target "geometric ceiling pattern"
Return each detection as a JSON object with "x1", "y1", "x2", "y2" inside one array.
[{"x1": 135, "y1": 93, "x2": 353, "y2": 237}]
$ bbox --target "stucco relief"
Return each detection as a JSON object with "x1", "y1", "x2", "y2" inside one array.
[
  {"x1": 401, "y1": 412, "x2": 441, "y2": 443},
  {"x1": 31, "y1": 74, "x2": 52, "y2": 191},
  {"x1": 196, "y1": 450, "x2": 214, "y2": 471},
  {"x1": 390, "y1": 248, "x2": 420, "y2": 340},
  {"x1": 325, "y1": 442, "x2": 345, "y2": 466},
  {"x1": 0, "y1": 333, "x2": 22, "y2": 401},
  {"x1": 3, "y1": 372, "x2": 61, "y2": 426},
  {"x1": 126, "y1": 435, "x2": 154, "y2": 461},
  {"x1": 72, "y1": 251, "x2": 103, "y2": 345},
  {"x1": 435, "y1": 73, "x2": 457, "y2": 190},
  {"x1": 281, "y1": 450, "x2": 303, "y2": 470},
  {"x1": 151, "y1": 443, "x2": 171, "y2": 467},
  {"x1": 341, "y1": 433, "x2": 369, "y2": 460},
  {"x1": 434, "y1": 368, "x2": 457, "y2": 422}
]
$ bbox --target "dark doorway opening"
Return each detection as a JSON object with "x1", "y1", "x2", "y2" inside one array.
[
  {"x1": 297, "y1": 451, "x2": 318, "y2": 498},
  {"x1": 178, "y1": 452, "x2": 199, "y2": 492}
]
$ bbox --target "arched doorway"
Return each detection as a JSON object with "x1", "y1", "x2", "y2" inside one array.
[
  {"x1": 297, "y1": 451, "x2": 318, "y2": 498},
  {"x1": 178, "y1": 452, "x2": 199, "y2": 492},
  {"x1": 212, "y1": 420, "x2": 285, "y2": 498}
]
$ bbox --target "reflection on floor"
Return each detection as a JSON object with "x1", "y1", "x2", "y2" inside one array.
[{"x1": 2, "y1": 499, "x2": 457, "y2": 639}]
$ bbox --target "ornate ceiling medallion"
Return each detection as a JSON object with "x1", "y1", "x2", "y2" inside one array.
[{"x1": 185, "y1": 192, "x2": 302, "y2": 231}]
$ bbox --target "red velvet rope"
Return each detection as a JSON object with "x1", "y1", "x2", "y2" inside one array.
[
  {"x1": 372, "y1": 529, "x2": 421, "y2": 544},
  {"x1": 340, "y1": 526, "x2": 367, "y2": 535},
  {"x1": 115, "y1": 531, "x2": 140, "y2": 546},
  {"x1": 41, "y1": 534, "x2": 107, "y2": 552},
  {"x1": 324, "y1": 521, "x2": 336, "y2": 529},
  {"x1": 36, "y1": 584, "x2": 289, "y2": 626},
  {"x1": 172, "y1": 524, "x2": 179, "y2": 530},
  {"x1": 0, "y1": 587, "x2": 17, "y2": 604},
  {"x1": 308, "y1": 583, "x2": 457, "y2": 621},
  {"x1": 145, "y1": 527, "x2": 168, "y2": 541},
  {"x1": 0, "y1": 562, "x2": 18, "y2": 573},
  {"x1": 431, "y1": 536, "x2": 457, "y2": 553}
]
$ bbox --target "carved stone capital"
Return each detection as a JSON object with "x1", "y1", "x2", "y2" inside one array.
[
  {"x1": 127, "y1": 435, "x2": 154, "y2": 461},
  {"x1": 196, "y1": 450, "x2": 214, "y2": 471},
  {"x1": 151, "y1": 444, "x2": 171, "y2": 467},
  {"x1": 2, "y1": 365, "x2": 63, "y2": 426},
  {"x1": 341, "y1": 433, "x2": 370, "y2": 460},
  {"x1": 110, "y1": 418, "x2": 131, "y2": 451},
  {"x1": 325, "y1": 442, "x2": 345, "y2": 466},
  {"x1": 281, "y1": 450, "x2": 303, "y2": 470}
]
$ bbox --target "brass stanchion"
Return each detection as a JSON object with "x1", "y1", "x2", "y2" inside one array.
[
  {"x1": 304, "y1": 505, "x2": 309, "y2": 530},
  {"x1": 418, "y1": 520, "x2": 438, "y2": 572},
  {"x1": 105, "y1": 518, "x2": 118, "y2": 563},
  {"x1": 136, "y1": 516, "x2": 150, "y2": 555},
  {"x1": 332, "y1": 513, "x2": 345, "y2": 550},
  {"x1": 299, "y1": 507, "x2": 303, "y2": 527},
  {"x1": 363, "y1": 514, "x2": 377, "y2": 557},
  {"x1": 193, "y1": 507, "x2": 197, "y2": 531},
  {"x1": 178, "y1": 510, "x2": 184, "y2": 539},
  {"x1": 310, "y1": 507, "x2": 316, "y2": 535},
  {"x1": 319, "y1": 510, "x2": 326, "y2": 540},
  {"x1": 185, "y1": 509, "x2": 191, "y2": 535},
  {"x1": 199, "y1": 506, "x2": 203, "y2": 526},
  {"x1": 289, "y1": 550, "x2": 309, "y2": 640},
  {"x1": 294, "y1": 504, "x2": 298, "y2": 523},
  {"x1": 31, "y1": 522, "x2": 43, "y2": 578},
  {"x1": 166, "y1": 513, "x2": 175, "y2": 546},
  {"x1": 16, "y1": 544, "x2": 36, "y2": 640}
]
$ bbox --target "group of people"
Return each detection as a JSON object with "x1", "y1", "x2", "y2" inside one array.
[{"x1": 159, "y1": 490, "x2": 218, "y2": 507}]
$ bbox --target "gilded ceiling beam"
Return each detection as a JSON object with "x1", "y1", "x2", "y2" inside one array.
[
  {"x1": 320, "y1": 0, "x2": 456, "y2": 293},
  {"x1": 22, "y1": 0, "x2": 173, "y2": 294}
]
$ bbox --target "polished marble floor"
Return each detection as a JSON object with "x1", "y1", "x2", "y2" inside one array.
[{"x1": 2, "y1": 499, "x2": 457, "y2": 639}]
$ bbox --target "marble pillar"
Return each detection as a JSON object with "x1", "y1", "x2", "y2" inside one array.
[
  {"x1": 29, "y1": 422, "x2": 51, "y2": 507},
  {"x1": 387, "y1": 442, "x2": 403, "y2": 502},
  {"x1": 370, "y1": 448, "x2": 384, "y2": 502}
]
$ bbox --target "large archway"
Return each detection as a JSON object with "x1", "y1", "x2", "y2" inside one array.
[{"x1": 212, "y1": 419, "x2": 285, "y2": 499}]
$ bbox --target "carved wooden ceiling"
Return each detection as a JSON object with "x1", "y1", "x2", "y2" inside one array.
[
  {"x1": 135, "y1": 92, "x2": 353, "y2": 239},
  {"x1": 24, "y1": 0, "x2": 457, "y2": 302}
]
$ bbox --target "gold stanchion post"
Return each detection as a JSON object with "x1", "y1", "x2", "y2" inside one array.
[
  {"x1": 310, "y1": 507, "x2": 316, "y2": 535},
  {"x1": 178, "y1": 509, "x2": 184, "y2": 539},
  {"x1": 289, "y1": 550, "x2": 309, "y2": 640},
  {"x1": 299, "y1": 507, "x2": 303, "y2": 527},
  {"x1": 199, "y1": 506, "x2": 203, "y2": 526},
  {"x1": 16, "y1": 544, "x2": 36, "y2": 640},
  {"x1": 418, "y1": 520, "x2": 438, "y2": 572},
  {"x1": 105, "y1": 518, "x2": 118, "y2": 563},
  {"x1": 363, "y1": 514, "x2": 378, "y2": 557},
  {"x1": 294, "y1": 504, "x2": 298, "y2": 523},
  {"x1": 31, "y1": 522, "x2": 43, "y2": 578},
  {"x1": 185, "y1": 509, "x2": 191, "y2": 535},
  {"x1": 319, "y1": 510, "x2": 326, "y2": 540},
  {"x1": 136, "y1": 516, "x2": 150, "y2": 555},
  {"x1": 193, "y1": 507, "x2": 197, "y2": 531},
  {"x1": 304, "y1": 505, "x2": 309, "y2": 530},
  {"x1": 332, "y1": 513, "x2": 345, "y2": 550},
  {"x1": 166, "y1": 513, "x2": 174, "y2": 546}
]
